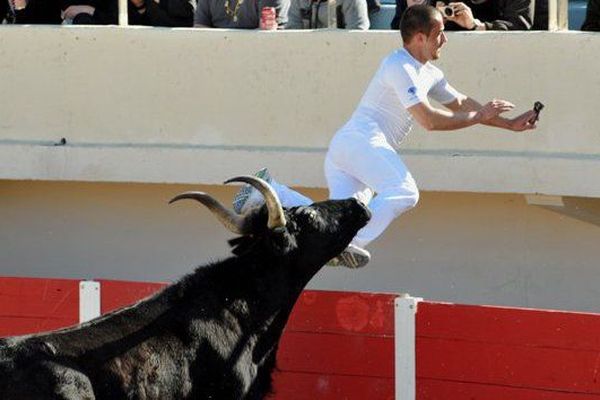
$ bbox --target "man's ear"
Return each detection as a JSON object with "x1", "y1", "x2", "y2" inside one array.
[{"x1": 415, "y1": 31, "x2": 427, "y2": 44}]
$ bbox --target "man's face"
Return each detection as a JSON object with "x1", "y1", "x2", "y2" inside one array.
[{"x1": 424, "y1": 14, "x2": 447, "y2": 61}]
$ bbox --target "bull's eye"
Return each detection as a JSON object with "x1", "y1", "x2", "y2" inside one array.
[
  {"x1": 295, "y1": 207, "x2": 318, "y2": 220},
  {"x1": 294, "y1": 207, "x2": 326, "y2": 230}
]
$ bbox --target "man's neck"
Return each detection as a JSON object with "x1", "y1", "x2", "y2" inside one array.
[{"x1": 403, "y1": 45, "x2": 427, "y2": 65}]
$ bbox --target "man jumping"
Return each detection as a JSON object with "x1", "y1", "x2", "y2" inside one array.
[{"x1": 234, "y1": 4, "x2": 537, "y2": 269}]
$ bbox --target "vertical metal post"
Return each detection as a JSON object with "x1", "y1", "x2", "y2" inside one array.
[
  {"x1": 557, "y1": 0, "x2": 569, "y2": 30},
  {"x1": 79, "y1": 280, "x2": 101, "y2": 323},
  {"x1": 118, "y1": 0, "x2": 129, "y2": 26},
  {"x1": 395, "y1": 294, "x2": 422, "y2": 400},
  {"x1": 549, "y1": 0, "x2": 569, "y2": 31},
  {"x1": 327, "y1": 0, "x2": 337, "y2": 28}
]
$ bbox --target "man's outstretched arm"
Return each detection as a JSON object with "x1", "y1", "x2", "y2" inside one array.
[
  {"x1": 443, "y1": 95, "x2": 537, "y2": 132},
  {"x1": 407, "y1": 98, "x2": 516, "y2": 131}
]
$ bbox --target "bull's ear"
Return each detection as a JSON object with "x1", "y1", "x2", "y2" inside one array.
[{"x1": 268, "y1": 228, "x2": 297, "y2": 256}]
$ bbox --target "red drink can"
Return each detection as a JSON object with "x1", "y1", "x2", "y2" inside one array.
[{"x1": 260, "y1": 6, "x2": 277, "y2": 30}]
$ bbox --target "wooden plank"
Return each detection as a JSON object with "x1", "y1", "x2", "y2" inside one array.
[
  {"x1": 0, "y1": 277, "x2": 79, "y2": 337},
  {"x1": 418, "y1": 302, "x2": 600, "y2": 351},
  {"x1": 96, "y1": 279, "x2": 167, "y2": 314},
  {"x1": 418, "y1": 378, "x2": 600, "y2": 400},
  {"x1": 417, "y1": 337, "x2": 600, "y2": 394},
  {"x1": 277, "y1": 331, "x2": 394, "y2": 378},
  {"x1": 269, "y1": 371, "x2": 394, "y2": 400},
  {"x1": 285, "y1": 291, "x2": 396, "y2": 336}
]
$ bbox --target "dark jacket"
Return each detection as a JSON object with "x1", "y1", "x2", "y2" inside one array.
[
  {"x1": 1, "y1": 0, "x2": 62, "y2": 23},
  {"x1": 130, "y1": 0, "x2": 195, "y2": 26},
  {"x1": 391, "y1": 0, "x2": 534, "y2": 31},
  {"x1": 581, "y1": 0, "x2": 600, "y2": 31},
  {"x1": 64, "y1": 0, "x2": 195, "y2": 26},
  {"x1": 532, "y1": 0, "x2": 548, "y2": 30}
]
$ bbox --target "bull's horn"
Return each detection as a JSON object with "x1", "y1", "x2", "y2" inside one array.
[
  {"x1": 169, "y1": 192, "x2": 250, "y2": 235},
  {"x1": 224, "y1": 176, "x2": 287, "y2": 229}
]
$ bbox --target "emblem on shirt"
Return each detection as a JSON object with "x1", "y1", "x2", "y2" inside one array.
[{"x1": 408, "y1": 86, "x2": 417, "y2": 96}]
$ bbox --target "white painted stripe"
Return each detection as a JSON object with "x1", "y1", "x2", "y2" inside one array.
[
  {"x1": 79, "y1": 280, "x2": 101, "y2": 323},
  {"x1": 395, "y1": 295, "x2": 421, "y2": 400}
]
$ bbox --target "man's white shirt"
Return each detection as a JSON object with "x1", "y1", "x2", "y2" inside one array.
[{"x1": 347, "y1": 48, "x2": 462, "y2": 149}]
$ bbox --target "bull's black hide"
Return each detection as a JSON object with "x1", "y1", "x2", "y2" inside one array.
[{"x1": 0, "y1": 177, "x2": 370, "y2": 400}]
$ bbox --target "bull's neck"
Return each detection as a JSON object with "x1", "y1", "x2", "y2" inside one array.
[{"x1": 43, "y1": 252, "x2": 310, "y2": 359}]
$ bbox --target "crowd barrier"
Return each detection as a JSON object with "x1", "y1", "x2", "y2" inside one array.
[{"x1": 1, "y1": 276, "x2": 599, "y2": 399}]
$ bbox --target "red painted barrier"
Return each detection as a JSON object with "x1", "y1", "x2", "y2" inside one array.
[
  {"x1": 0, "y1": 277, "x2": 396, "y2": 399},
  {"x1": 0, "y1": 277, "x2": 79, "y2": 337},
  {"x1": 96, "y1": 279, "x2": 167, "y2": 314},
  {"x1": 417, "y1": 302, "x2": 600, "y2": 399},
  {"x1": 3, "y1": 277, "x2": 600, "y2": 400},
  {"x1": 269, "y1": 291, "x2": 396, "y2": 400}
]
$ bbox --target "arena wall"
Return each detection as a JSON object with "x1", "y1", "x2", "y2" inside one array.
[
  {"x1": 3, "y1": 278, "x2": 600, "y2": 399},
  {"x1": 0, "y1": 28, "x2": 598, "y2": 196},
  {"x1": 0, "y1": 27, "x2": 598, "y2": 311},
  {"x1": 1, "y1": 180, "x2": 599, "y2": 312}
]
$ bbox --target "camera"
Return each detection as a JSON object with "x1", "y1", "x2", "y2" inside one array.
[
  {"x1": 529, "y1": 101, "x2": 544, "y2": 123},
  {"x1": 443, "y1": 6, "x2": 454, "y2": 17}
]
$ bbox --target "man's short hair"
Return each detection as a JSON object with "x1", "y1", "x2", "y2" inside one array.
[{"x1": 400, "y1": 5, "x2": 441, "y2": 43}]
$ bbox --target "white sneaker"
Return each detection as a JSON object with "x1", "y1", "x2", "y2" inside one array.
[
  {"x1": 327, "y1": 244, "x2": 371, "y2": 269},
  {"x1": 232, "y1": 168, "x2": 272, "y2": 214}
]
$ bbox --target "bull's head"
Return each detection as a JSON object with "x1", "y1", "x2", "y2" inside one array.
[{"x1": 169, "y1": 176, "x2": 371, "y2": 270}]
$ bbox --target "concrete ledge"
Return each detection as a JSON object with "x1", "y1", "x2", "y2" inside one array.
[{"x1": 3, "y1": 142, "x2": 598, "y2": 197}]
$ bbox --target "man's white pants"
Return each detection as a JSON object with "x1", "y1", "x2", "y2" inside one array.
[{"x1": 272, "y1": 126, "x2": 419, "y2": 249}]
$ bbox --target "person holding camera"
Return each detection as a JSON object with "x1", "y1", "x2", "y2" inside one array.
[
  {"x1": 233, "y1": 5, "x2": 538, "y2": 269},
  {"x1": 391, "y1": 0, "x2": 535, "y2": 31}
]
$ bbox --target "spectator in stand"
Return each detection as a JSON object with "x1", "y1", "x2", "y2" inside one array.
[
  {"x1": 128, "y1": 0, "x2": 194, "y2": 25},
  {"x1": 194, "y1": 0, "x2": 289, "y2": 28},
  {"x1": 287, "y1": 0, "x2": 369, "y2": 29},
  {"x1": 1, "y1": 0, "x2": 61, "y2": 23},
  {"x1": 61, "y1": 0, "x2": 115, "y2": 24},
  {"x1": 61, "y1": 0, "x2": 195, "y2": 26},
  {"x1": 391, "y1": 0, "x2": 534, "y2": 31},
  {"x1": 532, "y1": 0, "x2": 547, "y2": 30},
  {"x1": 582, "y1": 0, "x2": 600, "y2": 31}
]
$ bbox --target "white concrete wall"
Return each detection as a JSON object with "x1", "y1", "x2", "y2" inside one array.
[
  {"x1": 1, "y1": 180, "x2": 599, "y2": 312},
  {"x1": 0, "y1": 27, "x2": 599, "y2": 197},
  {"x1": 0, "y1": 27, "x2": 599, "y2": 312}
]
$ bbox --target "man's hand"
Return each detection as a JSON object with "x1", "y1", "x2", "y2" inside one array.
[
  {"x1": 475, "y1": 99, "x2": 515, "y2": 123},
  {"x1": 508, "y1": 110, "x2": 538, "y2": 132},
  {"x1": 62, "y1": 5, "x2": 95, "y2": 19},
  {"x1": 447, "y1": 2, "x2": 476, "y2": 29}
]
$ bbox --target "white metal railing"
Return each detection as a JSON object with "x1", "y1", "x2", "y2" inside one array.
[
  {"x1": 327, "y1": 0, "x2": 337, "y2": 28},
  {"x1": 119, "y1": 0, "x2": 129, "y2": 26},
  {"x1": 114, "y1": 0, "x2": 573, "y2": 30},
  {"x1": 549, "y1": 0, "x2": 570, "y2": 30}
]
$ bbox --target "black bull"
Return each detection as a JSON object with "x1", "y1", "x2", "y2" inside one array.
[{"x1": 0, "y1": 176, "x2": 371, "y2": 400}]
